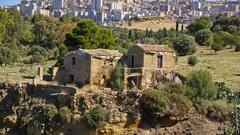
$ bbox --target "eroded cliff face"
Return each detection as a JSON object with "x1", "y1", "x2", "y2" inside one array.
[{"x1": 0, "y1": 83, "x2": 225, "y2": 135}]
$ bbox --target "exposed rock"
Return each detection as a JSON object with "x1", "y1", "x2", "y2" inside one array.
[{"x1": 3, "y1": 114, "x2": 17, "y2": 127}]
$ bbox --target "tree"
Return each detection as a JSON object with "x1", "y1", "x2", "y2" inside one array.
[
  {"x1": 128, "y1": 29, "x2": 132, "y2": 39},
  {"x1": 172, "y1": 34, "x2": 197, "y2": 56},
  {"x1": 186, "y1": 70, "x2": 217, "y2": 99},
  {"x1": 181, "y1": 22, "x2": 184, "y2": 31},
  {"x1": 176, "y1": 21, "x2": 179, "y2": 32},
  {"x1": 55, "y1": 44, "x2": 69, "y2": 67},
  {"x1": 29, "y1": 46, "x2": 49, "y2": 58},
  {"x1": 211, "y1": 43, "x2": 223, "y2": 54},
  {"x1": 145, "y1": 28, "x2": 149, "y2": 37},
  {"x1": 29, "y1": 46, "x2": 49, "y2": 63},
  {"x1": 64, "y1": 19, "x2": 115, "y2": 50},
  {"x1": 195, "y1": 29, "x2": 213, "y2": 46},
  {"x1": 107, "y1": 64, "x2": 124, "y2": 90},
  {"x1": 84, "y1": 106, "x2": 107, "y2": 128},
  {"x1": 0, "y1": 47, "x2": 18, "y2": 65},
  {"x1": 187, "y1": 17, "x2": 210, "y2": 35}
]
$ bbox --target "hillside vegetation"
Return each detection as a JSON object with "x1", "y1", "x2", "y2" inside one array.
[{"x1": 178, "y1": 46, "x2": 240, "y2": 91}]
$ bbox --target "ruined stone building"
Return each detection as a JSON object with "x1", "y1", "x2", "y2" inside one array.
[
  {"x1": 54, "y1": 44, "x2": 178, "y2": 88},
  {"x1": 125, "y1": 44, "x2": 178, "y2": 89},
  {"x1": 54, "y1": 49, "x2": 122, "y2": 85},
  {"x1": 127, "y1": 44, "x2": 176, "y2": 69}
]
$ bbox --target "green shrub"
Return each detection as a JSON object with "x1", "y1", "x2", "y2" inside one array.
[
  {"x1": 188, "y1": 56, "x2": 198, "y2": 66},
  {"x1": 172, "y1": 34, "x2": 197, "y2": 56},
  {"x1": 235, "y1": 44, "x2": 240, "y2": 52},
  {"x1": 0, "y1": 47, "x2": 19, "y2": 65},
  {"x1": 84, "y1": 105, "x2": 107, "y2": 128},
  {"x1": 29, "y1": 46, "x2": 49, "y2": 63},
  {"x1": 30, "y1": 52, "x2": 45, "y2": 64},
  {"x1": 29, "y1": 46, "x2": 48, "y2": 58},
  {"x1": 43, "y1": 104, "x2": 58, "y2": 122},
  {"x1": 195, "y1": 99, "x2": 233, "y2": 121},
  {"x1": 107, "y1": 64, "x2": 124, "y2": 90},
  {"x1": 186, "y1": 70, "x2": 217, "y2": 99},
  {"x1": 169, "y1": 93, "x2": 193, "y2": 115},
  {"x1": 58, "y1": 107, "x2": 71, "y2": 124},
  {"x1": 55, "y1": 44, "x2": 69, "y2": 67},
  {"x1": 140, "y1": 89, "x2": 169, "y2": 116},
  {"x1": 211, "y1": 43, "x2": 223, "y2": 54},
  {"x1": 195, "y1": 29, "x2": 213, "y2": 46}
]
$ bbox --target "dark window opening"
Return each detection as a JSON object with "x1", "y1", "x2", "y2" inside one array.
[
  {"x1": 72, "y1": 57, "x2": 76, "y2": 65},
  {"x1": 157, "y1": 55, "x2": 163, "y2": 68},
  {"x1": 131, "y1": 55, "x2": 135, "y2": 68},
  {"x1": 69, "y1": 75, "x2": 74, "y2": 83}
]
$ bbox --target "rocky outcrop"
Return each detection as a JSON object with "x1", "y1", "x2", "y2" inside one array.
[{"x1": 0, "y1": 83, "x2": 226, "y2": 135}]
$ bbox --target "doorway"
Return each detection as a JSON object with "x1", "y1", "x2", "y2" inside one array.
[{"x1": 157, "y1": 55, "x2": 163, "y2": 68}]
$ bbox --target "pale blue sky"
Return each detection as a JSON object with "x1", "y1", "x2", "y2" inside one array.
[{"x1": 0, "y1": 0, "x2": 21, "y2": 6}]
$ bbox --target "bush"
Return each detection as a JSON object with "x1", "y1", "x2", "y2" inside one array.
[
  {"x1": 188, "y1": 56, "x2": 198, "y2": 66},
  {"x1": 140, "y1": 87, "x2": 193, "y2": 124},
  {"x1": 211, "y1": 43, "x2": 223, "y2": 54},
  {"x1": 30, "y1": 52, "x2": 45, "y2": 64},
  {"x1": 107, "y1": 64, "x2": 124, "y2": 90},
  {"x1": 172, "y1": 34, "x2": 197, "y2": 56},
  {"x1": 186, "y1": 70, "x2": 217, "y2": 99},
  {"x1": 0, "y1": 47, "x2": 19, "y2": 65},
  {"x1": 195, "y1": 29, "x2": 213, "y2": 46},
  {"x1": 84, "y1": 105, "x2": 107, "y2": 128},
  {"x1": 58, "y1": 107, "x2": 71, "y2": 124},
  {"x1": 140, "y1": 89, "x2": 169, "y2": 115},
  {"x1": 29, "y1": 46, "x2": 48, "y2": 58},
  {"x1": 55, "y1": 44, "x2": 69, "y2": 67},
  {"x1": 29, "y1": 46, "x2": 49, "y2": 63},
  {"x1": 195, "y1": 99, "x2": 233, "y2": 121},
  {"x1": 43, "y1": 104, "x2": 58, "y2": 122},
  {"x1": 235, "y1": 44, "x2": 240, "y2": 52},
  {"x1": 165, "y1": 83, "x2": 197, "y2": 100}
]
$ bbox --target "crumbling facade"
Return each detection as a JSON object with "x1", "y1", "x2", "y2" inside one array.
[
  {"x1": 125, "y1": 44, "x2": 178, "y2": 89},
  {"x1": 54, "y1": 49, "x2": 122, "y2": 86}
]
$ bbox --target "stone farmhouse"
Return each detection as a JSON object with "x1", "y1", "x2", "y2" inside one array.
[
  {"x1": 54, "y1": 49, "x2": 122, "y2": 86},
  {"x1": 124, "y1": 44, "x2": 177, "y2": 89},
  {"x1": 54, "y1": 44, "x2": 179, "y2": 89}
]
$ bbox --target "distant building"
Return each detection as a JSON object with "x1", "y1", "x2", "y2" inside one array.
[
  {"x1": 53, "y1": 0, "x2": 65, "y2": 9},
  {"x1": 20, "y1": 1, "x2": 37, "y2": 16},
  {"x1": 91, "y1": 0, "x2": 103, "y2": 11}
]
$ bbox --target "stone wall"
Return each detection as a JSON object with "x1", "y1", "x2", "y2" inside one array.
[
  {"x1": 127, "y1": 45, "x2": 144, "y2": 68},
  {"x1": 90, "y1": 57, "x2": 118, "y2": 86},
  {"x1": 62, "y1": 52, "x2": 91, "y2": 84},
  {"x1": 143, "y1": 52, "x2": 176, "y2": 69}
]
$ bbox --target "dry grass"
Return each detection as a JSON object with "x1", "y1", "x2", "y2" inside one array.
[
  {"x1": 0, "y1": 61, "x2": 56, "y2": 84},
  {"x1": 177, "y1": 46, "x2": 240, "y2": 91},
  {"x1": 116, "y1": 19, "x2": 186, "y2": 31}
]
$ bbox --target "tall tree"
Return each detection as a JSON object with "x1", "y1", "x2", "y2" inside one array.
[
  {"x1": 187, "y1": 17, "x2": 210, "y2": 35},
  {"x1": 64, "y1": 19, "x2": 115, "y2": 50},
  {"x1": 176, "y1": 21, "x2": 179, "y2": 32}
]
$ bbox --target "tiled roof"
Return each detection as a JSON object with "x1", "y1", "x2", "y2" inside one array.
[
  {"x1": 82, "y1": 49, "x2": 122, "y2": 57},
  {"x1": 136, "y1": 44, "x2": 174, "y2": 53},
  {"x1": 72, "y1": 49, "x2": 122, "y2": 57}
]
